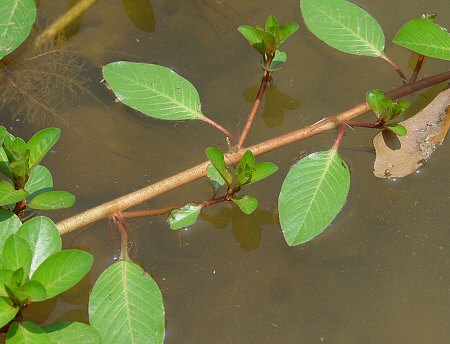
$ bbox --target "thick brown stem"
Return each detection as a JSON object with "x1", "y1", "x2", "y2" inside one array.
[
  {"x1": 237, "y1": 56, "x2": 274, "y2": 147},
  {"x1": 56, "y1": 71, "x2": 450, "y2": 235}
]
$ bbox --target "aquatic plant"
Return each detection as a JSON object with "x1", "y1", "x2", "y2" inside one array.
[{"x1": 0, "y1": 0, "x2": 449, "y2": 343}]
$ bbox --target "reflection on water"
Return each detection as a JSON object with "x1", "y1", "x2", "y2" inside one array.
[{"x1": 2, "y1": 0, "x2": 449, "y2": 343}]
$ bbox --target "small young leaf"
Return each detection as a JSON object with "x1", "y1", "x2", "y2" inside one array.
[
  {"x1": 2, "y1": 234, "x2": 32, "y2": 284},
  {"x1": 386, "y1": 123, "x2": 407, "y2": 136},
  {"x1": 278, "y1": 150, "x2": 350, "y2": 246},
  {"x1": 168, "y1": 203, "x2": 202, "y2": 230},
  {"x1": 6, "y1": 321, "x2": 51, "y2": 344},
  {"x1": 11, "y1": 268, "x2": 24, "y2": 288},
  {"x1": 24, "y1": 165, "x2": 53, "y2": 200},
  {"x1": 231, "y1": 195, "x2": 259, "y2": 215},
  {"x1": 276, "y1": 22, "x2": 299, "y2": 45},
  {"x1": 268, "y1": 50, "x2": 287, "y2": 71},
  {"x1": 44, "y1": 322, "x2": 101, "y2": 344},
  {"x1": 0, "y1": 126, "x2": 6, "y2": 146},
  {"x1": 366, "y1": 90, "x2": 385, "y2": 117},
  {"x1": 265, "y1": 15, "x2": 279, "y2": 34},
  {"x1": 26, "y1": 191, "x2": 75, "y2": 210},
  {"x1": 236, "y1": 150, "x2": 256, "y2": 186},
  {"x1": 257, "y1": 29, "x2": 277, "y2": 54},
  {"x1": 237, "y1": 25, "x2": 265, "y2": 54},
  {"x1": 31, "y1": 250, "x2": 93, "y2": 300},
  {"x1": 0, "y1": 269, "x2": 14, "y2": 296},
  {"x1": 248, "y1": 162, "x2": 278, "y2": 185},
  {"x1": 89, "y1": 260, "x2": 165, "y2": 344},
  {"x1": 0, "y1": 147, "x2": 11, "y2": 178},
  {"x1": 301, "y1": 0, "x2": 385, "y2": 57},
  {"x1": 14, "y1": 280, "x2": 46, "y2": 302},
  {"x1": 207, "y1": 164, "x2": 226, "y2": 190},
  {"x1": 103, "y1": 62, "x2": 206, "y2": 121},
  {"x1": 0, "y1": 297, "x2": 19, "y2": 328},
  {"x1": 0, "y1": 180, "x2": 28, "y2": 206},
  {"x1": 393, "y1": 18, "x2": 450, "y2": 60},
  {"x1": 27, "y1": 128, "x2": 61, "y2": 169},
  {"x1": 205, "y1": 147, "x2": 232, "y2": 185},
  {"x1": 17, "y1": 216, "x2": 62, "y2": 276}
]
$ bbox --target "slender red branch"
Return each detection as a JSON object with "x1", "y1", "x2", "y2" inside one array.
[
  {"x1": 112, "y1": 213, "x2": 130, "y2": 260},
  {"x1": 201, "y1": 115, "x2": 236, "y2": 143},
  {"x1": 409, "y1": 54, "x2": 426, "y2": 84},
  {"x1": 332, "y1": 124, "x2": 346, "y2": 150},
  {"x1": 237, "y1": 55, "x2": 274, "y2": 148},
  {"x1": 344, "y1": 121, "x2": 379, "y2": 128},
  {"x1": 380, "y1": 54, "x2": 407, "y2": 83}
]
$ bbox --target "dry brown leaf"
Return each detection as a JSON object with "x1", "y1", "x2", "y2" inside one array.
[{"x1": 373, "y1": 88, "x2": 450, "y2": 178}]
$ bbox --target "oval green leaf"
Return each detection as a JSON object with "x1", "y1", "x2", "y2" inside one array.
[
  {"x1": 168, "y1": 203, "x2": 202, "y2": 230},
  {"x1": 44, "y1": 322, "x2": 101, "y2": 344},
  {"x1": 26, "y1": 190, "x2": 75, "y2": 210},
  {"x1": 17, "y1": 216, "x2": 61, "y2": 276},
  {"x1": 0, "y1": 180, "x2": 28, "y2": 206},
  {"x1": 278, "y1": 150, "x2": 350, "y2": 246},
  {"x1": 206, "y1": 164, "x2": 226, "y2": 190},
  {"x1": 0, "y1": 210, "x2": 21, "y2": 266},
  {"x1": 393, "y1": 18, "x2": 450, "y2": 60},
  {"x1": 231, "y1": 195, "x2": 259, "y2": 215},
  {"x1": 6, "y1": 321, "x2": 51, "y2": 344},
  {"x1": 27, "y1": 128, "x2": 61, "y2": 169},
  {"x1": 103, "y1": 62, "x2": 205, "y2": 121},
  {"x1": 386, "y1": 123, "x2": 407, "y2": 136},
  {"x1": 89, "y1": 260, "x2": 165, "y2": 344},
  {"x1": 237, "y1": 25, "x2": 265, "y2": 54},
  {"x1": 0, "y1": 0, "x2": 37, "y2": 60},
  {"x1": 300, "y1": 0, "x2": 385, "y2": 57},
  {"x1": 31, "y1": 250, "x2": 93, "y2": 300},
  {"x1": 24, "y1": 165, "x2": 53, "y2": 200},
  {"x1": 248, "y1": 162, "x2": 278, "y2": 185},
  {"x1": 2, "y1": 234, "x2": 32, "y2": 283},
  {"x1": 0, "y1": 296, "x2": 19, "y2": 328},
  {"x1": 205, "y1": 147, "x2": 232, "y2": 185},
  {"x1": 14, "y1": 280, "x2": 46, "y2": 302}
]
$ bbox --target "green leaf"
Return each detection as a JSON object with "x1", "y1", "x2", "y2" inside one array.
[
  {"x1": 6, "y1": 321, "x2": 51, "y2": 344},
  {"x1": 301, "y1": 0, "x2": 385, "y2": 57},
  {"x1": 10, "y1": 268, "x2": 24, "y2": 288},
  {"x1": 268, "y1": 50, "x2": 287, "y2": 71},
  {"x1": 0, "y1": 0, "x2": 37, "y2": 60},
  {"x1": 168, "y1": 203, "x2": 202, "y2": 230},
  {"x1": 386, "y1": 123, "x2": 407, "y2": 136},
  {"x1": 265, "y1": 15, "x2": 279, "y2": 34},
  {"x1": 27, "y1": 128, "x2": 61, "y2": 169},
  {"x1": 17, "y1": 216, "x2": 61, "y2": 276},
  {"x1": 0, "y1": 180, "x2": 28, "y2": 206},
  {"x1": 278, "y1": 150, "x2": 350, "y2": 246},
  {"x1": 44, "y1": 322, "x2": 101, "y2": 344},
  {"x1": 237, "y1": 25, "x2": 265, "y2": 54},
  {"x1": 0, "y1": 126, "x2": 6, "y2": 146},
  {"x1": 236, "y1": 150, "x2": 256, "y2": 186},
  {"x1": 0, "y1": 147, "x2": 12, "y2": 178},
  {"x1": 0, "y1": 269, "x2": 14, "y2": 296},
  {"x1": 276, "y1": 22, "x2": 299, "y2": 45},
  {"x1": 103, "y1": 62, "x2": 206, "y2": 121},
  {"x1": 205, "y1": 147, "x2": 232, "y2": 185},
  {"x1": 231, "y1": 195, "x2": 259, "y2": 215},
  {"x1": 206, "y1": 164, "x2": 226, "y2": 190},
  {"x1": 31, "y1": 250, "x2": 93, "y2": 300},
  {"x1": 0, "y1": 296, "x2": 19, "y2": 328},
  {"x1": 26, "y1": 191, "x2": 75, "y2": 210},
  {"x1": 393, "y1": 18, "x2": 450, "y2": 60},
  {"x1": 14, "y1": 280, "x2": 46, "y2": 302},
  {"x1": 257, "y1": 29, "x2": 277, "y2": 54},
  {"x1": 24, "y1": 165, "x2": 53, "y2": 200},
  {"x1": 0, "y1": 210, "x2": 21, "y2": 265},
  {"x1": 89, "y1": 260, "x2": 165, "y2": 344},
  {"x1": 248, "y1": 162, "x2": 278, "y2": 185},
  {"x1": 2, "y1": 234, "x2": 32, "y2": 283},
  {"x1": 366, "y1": 89, "x2": 385, "y2": 117}
]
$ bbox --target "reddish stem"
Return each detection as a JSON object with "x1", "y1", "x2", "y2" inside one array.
[
  {"x1": 332, "y1": 124, "x2": 346, "y2": 150},
  {"x1": 202, "y1": 115, "x2": 236, "y2": 144},
  {"x1": 344, "y1": 121, "x2": 379, "y2": 128},
  {"x1": 237, "y1": 55, "x2": 274, "y2": 148},
  {"x1": 409, "y1": 54, "x2": 426, "y2": 84},
  {"x1": 380, "y1": 54, "x2": 407, "y2": 83}
]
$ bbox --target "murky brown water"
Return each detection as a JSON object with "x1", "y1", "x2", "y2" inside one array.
[{"x1": 1, "y1": 0, "x2": 449, "y2": 343}]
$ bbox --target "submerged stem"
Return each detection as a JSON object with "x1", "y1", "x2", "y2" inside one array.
[{"x1": 56, "y1": 71, "x2": 450, "y2": 235}]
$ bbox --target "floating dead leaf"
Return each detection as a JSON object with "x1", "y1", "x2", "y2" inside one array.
[{"x1": 373, "y1": 88, "x2": 450, "y2": 178}]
